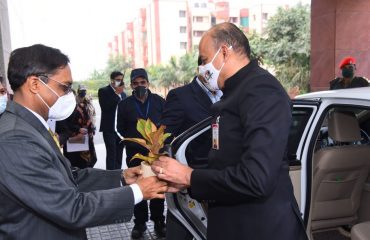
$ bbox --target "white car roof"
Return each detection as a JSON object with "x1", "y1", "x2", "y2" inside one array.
[{"x1": 295, "y1": 87, "x2": 370, "y2": 101}]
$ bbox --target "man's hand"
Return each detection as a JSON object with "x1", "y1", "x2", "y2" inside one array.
[
  {"x1": 137, "y1": 176, "x2": 168, "y2": 200},
  {"x1": 167, "y1": 182, "x2": 187, "y2": 193},
  {"x1": 152, "y1": 156, "x2": 193, "y2": 187},
  {"x1": 122, "y1": 166, "x2": 142, "y2": 185}
]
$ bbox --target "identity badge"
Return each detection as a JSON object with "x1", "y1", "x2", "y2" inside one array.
[{"x1": 212, "y1": 116, "x2": 220, "y2": 150}]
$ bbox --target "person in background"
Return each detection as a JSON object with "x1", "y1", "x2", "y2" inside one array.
[
  {"x1": 0, "y1": 77, "x2": 8, "y2": 115},
  {"x1": 0, "y1": 44, "x2": 168, "y2": 239},
  {"x1": 161, "y1": 56, "x2": 222, "y2": 240},
  {"x1": 56, "y1": 85, "x2": 97, "y2": 168},
  {"x1": 330, "y1": 56, "x2": 369, "y2": 90},
  {"x1": 98, "y1": 71, "x2": 126, "y2": 169},
  {"x1": 152, "y1": 22, "x2": 308, "y2": 240},
  {"x1": 117, "y1": 68, "x2": 166, "y2": 239}
]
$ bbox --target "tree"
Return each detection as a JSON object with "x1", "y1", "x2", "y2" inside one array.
[
  {"x1": 79, "y1": 55, "x2": 133, "y2": 97},
  {"x1": 105, "y1": 54, "x2": 133, "y2": 77},
  {"x1": 178, "y1": 51, "x2": 198, "y2": 85},
  {"x1": 249, "y1": 4, "x2": 310, "y2": 92}
]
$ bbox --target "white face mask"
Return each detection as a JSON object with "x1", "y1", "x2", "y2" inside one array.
[
  {"x1": 198, "y1": 46, "x2": 232, "y2": 91},
  {"x1": 37, "y1": 79, "x2": 76, "y2": 121},
  {"x1": 0, "y1": 94, "x2": 7, "y2": 114}
]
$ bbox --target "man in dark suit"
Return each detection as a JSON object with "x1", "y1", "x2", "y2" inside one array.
[
  {"x1": 153, "y1": 23, "x2": 308, "y2": 240},
  {"x1": 161, "y1": 57, "x2": 222, "y2": 240},
  {"x1": 0, "y1": 44, "x2": 167, "y2": 240},
  {"x1": 98, "y1": 71, "x2": 126, "y2": 170}
]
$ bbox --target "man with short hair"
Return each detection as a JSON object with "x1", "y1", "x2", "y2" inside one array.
[
  {"x1": 0, "y1": 44, "x2": 168, "y2": 240},
  {"x1": 330, "y1": 56, "x2": 369, "y2": 90},
  {"x1": 117, "y1": 68, "x2": 166, "y2": 239},
  {"x1": 152, "y1": 23, "x2": 308, "y2": 240},
  {"x1": 98, "y1": 71, "x2": 126, "y2": 169}
]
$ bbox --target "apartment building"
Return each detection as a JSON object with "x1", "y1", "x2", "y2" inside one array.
[
  {"x1": 108, "y1": 0, "x2": 287, "y2": 68},
  {"x1": 146, "y1": 0, "x2": 190, "y2": 66},
  {"x1": 189, "y1": 0, "x2": 211, "y2": 50},
  {"x1": 248, "y1": 2, "x2": 284, "y2": 34}
]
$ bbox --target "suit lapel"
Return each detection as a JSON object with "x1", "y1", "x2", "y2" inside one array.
[
  {"x1": 190, "y1": 78, "x2": 212, "y2": 114},
  {"x1": 7, "y1": 101, "x2": 77, "y2": 186}
]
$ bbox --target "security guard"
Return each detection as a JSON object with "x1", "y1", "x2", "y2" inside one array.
[{"x1": 330, "y1": 56, "x2": 369, "y2": 89}]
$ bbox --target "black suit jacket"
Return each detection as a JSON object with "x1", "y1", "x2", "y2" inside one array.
[
  {"x1": 190, "y1": 60, "x2": 307, "y2": 240},
  {"x1": 98, "y1": 85, "x2": 126, "y2": 132},
  {"x1": 0, "y1": 101, "x2": 134, "y2": 240},
  {"x1": 161, "y1": 78, "x2": 213, "y2": 168},
  {"x1": 161, "y1": 78, "x2": 212, "y2": 136}
]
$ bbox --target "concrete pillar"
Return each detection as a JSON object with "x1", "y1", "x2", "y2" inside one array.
[
  {"x1": 311, "y1": 0, "x2": 370, "y2": 91},
  {"x1": 0, "y1": 0, "x2": 11, "y2": 90}
]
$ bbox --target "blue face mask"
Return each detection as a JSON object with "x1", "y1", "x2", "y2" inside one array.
[{"x1": 0, "y1": 95, "x2": 7, "y2": 114}]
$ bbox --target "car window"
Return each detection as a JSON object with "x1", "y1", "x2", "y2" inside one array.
[
  {"x1": 185, "y1": 128, "x2": 211, "y2": 169},
  {"x1": 315, "y1": 106, "x2": 370, "y2": 151},
  {"x1": 287, "y1": 107, "x2": 314, "y2": 164}
]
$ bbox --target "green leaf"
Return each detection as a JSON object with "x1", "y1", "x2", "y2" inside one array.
[
  {"x1": 130, "y1": 153, "x2": 157, "y2": 165},
  {"x1": 137, "y1": 119, "x2": 150, "y2": 142}
]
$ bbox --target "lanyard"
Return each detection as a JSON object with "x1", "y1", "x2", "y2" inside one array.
[{"x1": 134, "y1": 97, "x2": 151, "y2": 119}]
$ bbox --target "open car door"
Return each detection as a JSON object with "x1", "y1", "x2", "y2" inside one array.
[{"x1": 166, "y1": 100, "x2": 319, "y2": 239}]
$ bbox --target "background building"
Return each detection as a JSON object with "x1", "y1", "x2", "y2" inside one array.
[
  {"x1": 0, "y1": 0, "x2": 11, "y2": 90},
  {"x1": 108, "y1": 0, "x2": 284, "y2": 68}
]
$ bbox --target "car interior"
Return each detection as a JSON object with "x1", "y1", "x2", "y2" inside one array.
[{"x1": 310, "y1": 107, "x2": 370, "y2": 240}]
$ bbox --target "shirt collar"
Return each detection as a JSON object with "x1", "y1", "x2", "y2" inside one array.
[
  {"x1": 195, "y1": 77, "x2": 223, "y2": 103},
  {"x1": 25, "y1": 107, "x2": 49, "y2": 130}
]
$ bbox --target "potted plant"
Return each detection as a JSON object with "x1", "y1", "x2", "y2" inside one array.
[{"x1": 124, "y1": 118, "x2": 171, "y2": 177}]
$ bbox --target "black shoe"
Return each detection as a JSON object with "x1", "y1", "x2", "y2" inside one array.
[
  {"x1": 154, "y1": 220, "x2": 166, "y2": 238},
  {"x1": 131, "y1": 223, "x2": 147, "y2": 239}
]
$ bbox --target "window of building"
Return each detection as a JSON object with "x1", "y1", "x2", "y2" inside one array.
[
  {"x1": 180, "y1": 26, "x2": 187, "y2": 33},
  {"x1": 179, "y1": 10, "x2": 186, "y2": 18},
  {"x1": 194, "y1": 3, "x2": 199, "y2": 8},
  {"x1": 180, "y1": 42, "x2": 187, "y2": 49},
  {"x1": 201, "y1": 3, "x2": 207, "y2": 8},
  {"x1": 253, "y1": 14, "x2": 256, "y2": 21},
  {"x1": 193, "y1": 31, "x2": 205, "y2": 37},
  {"x1": 262, "y1": 13, "x2": 268, "y2": 20},
  {"x1": 241, "y1": 17, "x2": 249, "y2": 27},
  {"x1": 195, "y1": 16, "x2": 203, "y2": 22},
  {"x1": 229, "y1": 17, "x2": 238, "y2": 23}
]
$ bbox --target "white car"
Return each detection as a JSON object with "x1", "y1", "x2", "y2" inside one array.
[{"x1": 167, "y1": 87, "x2": 370, "y2": 240}]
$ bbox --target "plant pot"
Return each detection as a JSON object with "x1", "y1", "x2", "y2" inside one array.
[{"x1": 141, "y1": 161, "x2": 156, "y2": 178}]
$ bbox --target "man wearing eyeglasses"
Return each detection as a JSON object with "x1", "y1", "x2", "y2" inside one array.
[
  {"x1": 117, "y1": 68, "x2": 166, "y2": 239},
  {"x1": 0, "y1": 44, "x2": 168, "y2": 240},
  {"x1": 98, "y1": 71, "x2": 126, "y2": 170},
  {"x1": 329, "y1": 56, "x2": 369, "y2": 90}
]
